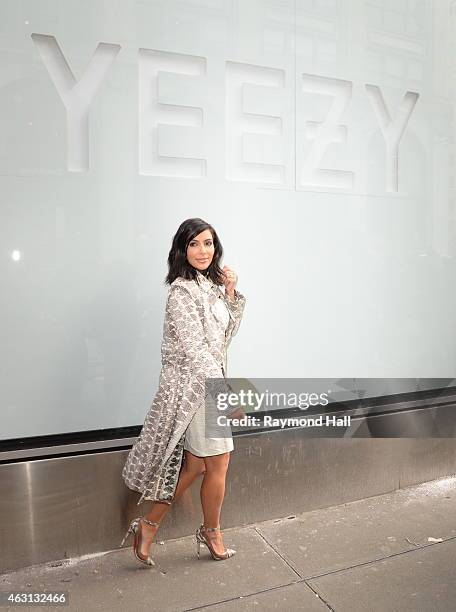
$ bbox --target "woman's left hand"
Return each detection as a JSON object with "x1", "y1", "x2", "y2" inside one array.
[{"x1": 222, "y1": 265, "x2": 238, "y2": 300}]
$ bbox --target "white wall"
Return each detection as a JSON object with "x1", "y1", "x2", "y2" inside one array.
[{"x1": 1, "y1": 0, "x2": 455, "y2": 439}]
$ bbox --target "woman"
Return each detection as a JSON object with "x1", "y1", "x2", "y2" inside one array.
[{"x1": 121, "y1": 218, "x2": 246, "y2": 566}]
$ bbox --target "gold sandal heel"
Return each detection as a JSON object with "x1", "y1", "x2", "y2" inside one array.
[
  {"x1": 121, "y1": 516, "x2": 160, "y2": 567},
  {"x1": 120, "y1": 517, "x2": 141, "y2": 547},
  {"x1": 195, "y1": 524, "x2": 236, "y2": 561}
]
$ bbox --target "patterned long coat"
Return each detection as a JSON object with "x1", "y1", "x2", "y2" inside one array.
[{"x1": 122, "y1": 269, "x2": 246, "y2": 505}]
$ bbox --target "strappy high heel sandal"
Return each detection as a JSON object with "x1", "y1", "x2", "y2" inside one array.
[
  {"x1": 120, "y1": 517, "x2": 160, "y2": 567},
  {"x1": 195, "y1": 524, "x2": 236, "y2": 561}
]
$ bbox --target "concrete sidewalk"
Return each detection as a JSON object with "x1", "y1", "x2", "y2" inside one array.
[{"x1": 1, "y1": 476, "x2": 455, "y2": 612}]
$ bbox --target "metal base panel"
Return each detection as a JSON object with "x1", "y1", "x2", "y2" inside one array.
[{"x1": 1, "y1": 427, "x2": 456, "y2": 573}]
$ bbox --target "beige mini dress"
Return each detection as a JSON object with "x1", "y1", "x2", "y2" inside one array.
[{"x1": 183, "y1": 295, "x2": 234, "y2": 457}]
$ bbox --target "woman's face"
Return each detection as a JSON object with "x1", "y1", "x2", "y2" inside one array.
[{"x1": 186, "y1": 229, "x2": 215, "y2": 271}]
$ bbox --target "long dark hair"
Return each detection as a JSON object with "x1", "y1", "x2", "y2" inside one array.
[{"x1": 165, "y1": 218, "x2": 225, "y2": 286}]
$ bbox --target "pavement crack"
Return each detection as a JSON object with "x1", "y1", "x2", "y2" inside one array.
[
  {"x1": 252, "y1": 525, "x2": 302, "y2": 579},
  {"x1": 299, "y1": 582, "x2": 337, "y2": 612},
  {"x1": 252, "y1": 526, "x2": 336, "y2": 611},
  {"x1": 304, "y1": 533, "x2": 456, "y2": 582},
  {"x1": 182, "y1": 579, "x2": 318, "y2": 612}
]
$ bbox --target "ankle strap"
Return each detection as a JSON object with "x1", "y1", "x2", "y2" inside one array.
[
  {"x1": 141, "y1": 517, "x2": 160, "y2": 527},
  {"x1": 202, "y1": 525, "x2": 220, "y2": 532}
]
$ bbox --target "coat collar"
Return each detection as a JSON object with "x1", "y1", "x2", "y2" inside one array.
[{"x1": 195, "y1": 270, "x2": 223, "y2": 296}]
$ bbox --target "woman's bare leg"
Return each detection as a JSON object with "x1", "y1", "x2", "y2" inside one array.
[
  {"x1": 200, "y1": 452, "x2": 231, "y2": 556},
  {"x1": 137, "y1": 451, "x2": 205, "y2": 558}
]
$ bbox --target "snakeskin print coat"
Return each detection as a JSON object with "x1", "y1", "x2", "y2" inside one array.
[{"x1": 122, "y1": 269, "x2": 246, "y2": 505}]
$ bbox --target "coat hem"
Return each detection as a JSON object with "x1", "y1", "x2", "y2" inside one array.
[{"x1": 123, "y1": 481, "x2": 174, "y2": 506}]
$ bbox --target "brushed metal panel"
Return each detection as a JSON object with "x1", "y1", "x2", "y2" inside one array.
[{"x1": 2, "y1": 428, "x2": 456, "y2": 573}]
